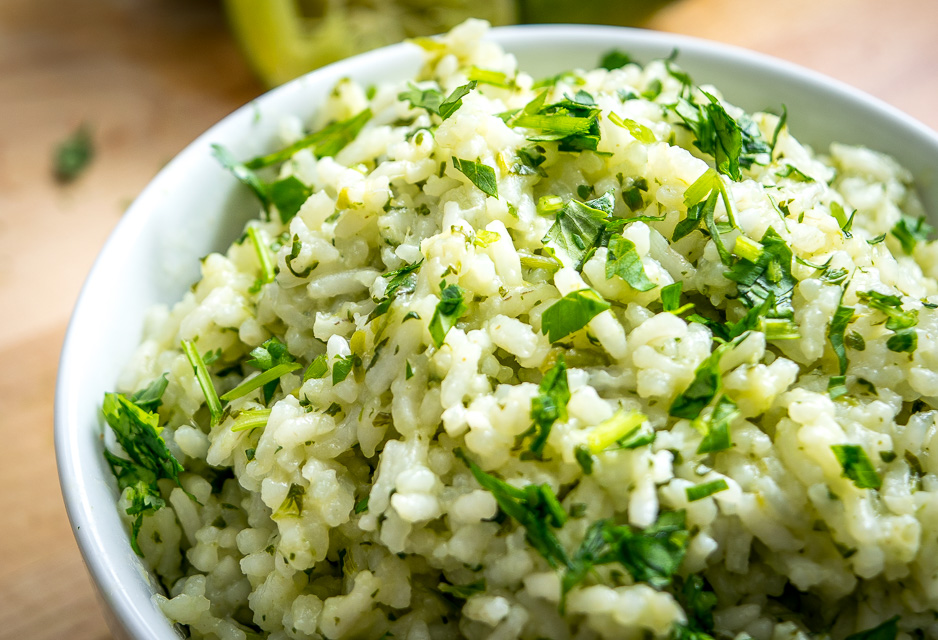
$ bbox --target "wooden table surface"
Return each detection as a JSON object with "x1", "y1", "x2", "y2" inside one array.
[{"x1": 0, "y1": 0, "x2": 935, "y2": 637}]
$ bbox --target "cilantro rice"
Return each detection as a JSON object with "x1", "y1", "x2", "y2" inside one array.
[{"x1": 104, "y1": 20, "x2": 938, "y2": 640}]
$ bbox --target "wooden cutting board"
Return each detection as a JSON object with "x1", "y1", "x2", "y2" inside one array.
[{"x1": 0, "y1": 0, "x2": 934, "y2": 637}]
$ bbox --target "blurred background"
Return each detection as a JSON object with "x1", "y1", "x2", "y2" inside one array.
[{"x1": 0, "y1": 0, "x2": 935, "y2": 637}]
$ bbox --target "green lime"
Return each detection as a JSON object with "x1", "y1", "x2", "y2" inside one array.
[{"x1": 224, "y1": 0, "x2": 517, "y2": 87}]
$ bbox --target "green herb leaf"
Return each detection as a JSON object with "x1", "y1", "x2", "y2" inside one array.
[
  {"x1": 332, "y1": 354, "x2": 361, "y2": 385},
  {"x1": 686, "y1": 479, "x2": 729, "y2": 502},
  {"x1": 660, "y1": 282, "x2": 683, "y2": 312},
  {"x1": 267, "y1": 176, "x2": 312, "y2": 223},
  {"x1": 543, "y1": 191, "x2": 616, "y2": 268},
  {"x1": 245, "y1": 109, "x2": 372, "y2": 169},
  {"x1": 608, "y1": 112, "x2": 656, "y2": 144},
  {"x1": 54, "y1": 124, "x2": 94, "y2": 183},
  {"x1": 181, "y1": 339, "x2": 223, "y2": 426},
  {"x1": 574, "y1": 445, "x2": 594, "y2": 474},
  {"x1": 672, "y1": 92, "x2": 769, "y2": 181},
  {"x1": 246, "y1": 226, "x2": 277, "y2": 290},
  {"x1": 456, "y1": 450, "x2": 570, "y2": 569},
  {"x1": 724, "y1": 227, "x2": 796, "y2": 319},
  {"x1": 274, "y1": 483, "x2": 305, "y2": 518},
  {"x1": 399, "y1": 82, "x2": 477, "y2": 121},
  {"x1": 891, "y1": 215, "x2": 934, "y2": 254},
  {"x1": 102, "y1": 386, "x2": 187, "y2": 555},
  {"x1": 429, "y1": 282, "x2": 469, "y2": 347},
  {"x1": 599, "y1": 50, "x2": 633, "y2": 70},
  {"x1": 354, "y1": 496, "x2": 369, "y2": 514},
  {"x1": 518, "y1": 357, "x2": 570, "y2": 458},
  {"x1": 303, "y1": 353, "x2": 329, "y2": 382},
  {"x1": 221, "y1": 362, "x2": 302, "y2": 403},
  {"x1": 775, "y1": 164, "x2": 815, "y2": 182},
  {"x1": 828, "y1": 304, "x2": 854, "y2": 378},
  {"x1": 696, "y1": 394, "x2": 737, "y2": 454},
  {"x1": 605, "y1": 235, "x2": 656, "y2": 291},
  {"x1": 831, "y1": 444, "x2": 882, "y2": 490},
  {"x1": 438, "y1": 579, "x2": 487, "y2": 600},
  {"x1": 130, "y1": 374, "x2": 169, "y2": 412},
  {"x1": 540, "y1": 289, "x2": 611, "y2": 343},
  {"x1": 368, "y1": 260, "x2": 423, "y2": 322},
  {"x1": 844, "y1": 616, "x2": 899, "y2": 640},
  {"x1": 452, "y1": 157, "x2": 498, "y2": 198}
]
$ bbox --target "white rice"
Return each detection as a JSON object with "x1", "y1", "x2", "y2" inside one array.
[{"x1": 107, "y1": 19, "x2": 938, "y2": 640}]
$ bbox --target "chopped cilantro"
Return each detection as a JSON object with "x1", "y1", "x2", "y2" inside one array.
[
  {"x1": 857, "y1": 290, "x2": 918, "y2": 353},
  {"x1": 456, "y1": 449, "x2": 569, "y2": 568},
  {"x1": 438, "y1": 579, "x2": 487, "y2": 599},
  {"x1": 605, "y1": 235, "x2": 656, "y2": 291},
  {"x1": 429, "y1": 282, "x2": 469, "y2": 347},
  {"x1": 832, "y1": 444, "x2": 882, "y2": 490},
  {"x1": 518, "y1": 357, "x2": 570, "y2": 459},
  {"x1": 274, "y1": 483, "x2": 305, "y2": 518},
  {"x1": 696, "y1": 394, "x2": 737, "y2": 454},
  {"x1": 332, "y1": 354, "x2": 361, "y2": 385},
  {"x1": 246, "y1": 226, "x2": 277, "y2": 291},
  {"x1": 285, "y1": 235, "x2": 317, "y2": 278},
  {"x1": 686, "y1": 479, "x2": 729, "y2": 502},
  {"x1": 399, "y1": 81, "x2": 477, "y2": 121},
  {"x1": 212, "y1": 145, "x2": 314, "y2": 223},
  {"x1": 599, "y1": 50, "x2": 633, "y2": 70},
  {"x1": 828, "y1": 303, "x2": 854, "y2": 389},
  {"x1": 775, "y1": 164, "x2": 815, "y2": 182},
  {"x1": 540, "y1": 289, "x2": 610, "y2": 343},
  {"x1": 608, "y1": 112, "x2": 656, "y2": 144},
  {"x1": 354, "y1": 497, "x2": 369, "y2": 514},
  {"x1": 891, "y1": 215, "x2": 933, "y2": 255},
  {"x1": 672, "y1": 91, "x2": 770, "y2": 181},
  {"x1": 303, "y1": 354, "x2": 329, "y2": 382},
  {"x1": 54, "y1": 124, "x2": 94, "y2": 183},
  {"x1": 245, "y1": 109, "x2": 372, "y2": 168},
  {"x1": 574, "y1": 445, "x2": 594, "y2": 474},
  {"x1": 510, "y1": 91, "x2": 602, "y2": 152},
  {"x1": 241, "y1": 337, "x2": 298, "y2": 404},
  {"x1": 844, "y1": 616, "x2": 899, "y2": 640},
  {"x1": 102, "y1": 383, "x2": 187, "y2": 555},
  {"x1": 512, "y1": 145, "x2": 548, "y2": 177},
  {"x1": 660, "y1": 282, "x2": 685, "y2": 312},
  {"x1": 543, "y1": 190, "x2": 616, "y2": 268},
  {"x1": 180, "y1": 339, "x2": 223, "y2": 426},
  {"x1": 452, "y1": 157, "x2": 498, "y2": 198},
  {"x1": 724, "y1": 227, "x2": 796, "y2": 320},
  {"x1": 368, "y1": 260, "x2": 423, "y2": 322}
]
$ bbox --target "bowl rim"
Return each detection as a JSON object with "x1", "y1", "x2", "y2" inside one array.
[{"x1": 54, "y1": 22, "x2": 938, "y2": 640}]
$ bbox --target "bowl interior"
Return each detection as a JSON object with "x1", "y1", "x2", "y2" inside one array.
[{"x1": 54, "y1": 24, "x2": 938, "y2": 640}]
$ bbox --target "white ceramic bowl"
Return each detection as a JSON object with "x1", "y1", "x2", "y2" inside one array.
[{"x1": 55, "y1": 24, "x2": 938, "y2": 639}]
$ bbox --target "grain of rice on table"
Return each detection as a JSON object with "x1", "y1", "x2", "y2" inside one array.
[{"x1": 102, "y1": 19, "x2": 938, "y2": 640}]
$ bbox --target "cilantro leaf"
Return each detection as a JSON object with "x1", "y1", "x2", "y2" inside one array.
[
  {"x1": 891, "y1": 215, "x2": 933, "y2": 255},
  {"x1": 244, "y1": 109, "x2": 372, "y2": 169},
  {"x1": 511, "y1": 92, "x2": 602, "y2": 152},
  {"x1": 456, "y1": 450, "x2": 570, "y2": 569},
  {"x1": 845, "y1": 617, "x2": 899, "y2": 640},
  {"x1": 543, "y1": 191, "x2": 616, "y2": 268},
  {"x1": 724, "y1": 227, "x2": 796, "y2": 319},
  {"x1": 518, "y1": 357, "x2": 570, "y2": 458},
  {"x1": 429, "y1": 282, "x2": 469, "y2": 347},
  {"x1": 181, "y1": 339, "x2": 223, "y2": 426},
  {"x1": 102, "y1": 387, "x2": 188, "y2": 554},
  {"x1": 438, "y1": 579, "x2": 487, "y2": 600},
  {"x1": 399, "y1": 81, "x2": 477, "y2": 121},
  {"x1": 368, "y1": 260, "x2": 423, "y2": 322},
  {"x1": 332, "y1": 354, "x2": 361, "y2": 385},
  {"x1": 832, "y1": 444, "x2": 882, "y2": 490},
  {"x1": 599, "y1": 50, "x2": 633, "y2": 70},
  {"x1": 54, "y1": 124, "x2": 94, "y2": 183},
  {"x1": 130, "y1": 374, "x2": 169, "y2": 412},
  {"x1": 857, "y1": 290, "x2": 918, "y2": 353},
  {"x1": 670, "y1": 349, "x2": 722, "y2": 420},
  {"x1": 608, "y1": 112, "x2": 656, "y2": 144},
  {"x1": 452, "y1": 157, "x2": 498, "y2": 198},
  {"x1": 696, "y1": 394, "x2": 737, "y2": 454},
  {"x1": 606, "y1": 235, "x2": 656, "y2": 291},
  {"x1": 673, "y1": 92, "x2": 769, "y2": 181},
  {"x1": 540, "y1": 289, "x2": 610, "y2": 343},
  {"x1": 686, "y1": 479, "x2": 729, "y2": 502},
  {"x1": 828, "y1": 304, "x2": 854, "y2": 377},
  {"x1": 267, "y1": 176, "x2": 312, "y2": 223}
]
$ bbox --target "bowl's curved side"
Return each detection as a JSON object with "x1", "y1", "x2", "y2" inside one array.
[{"x1": 54, "y1": 24, "x2": 938, "y2": 640}]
